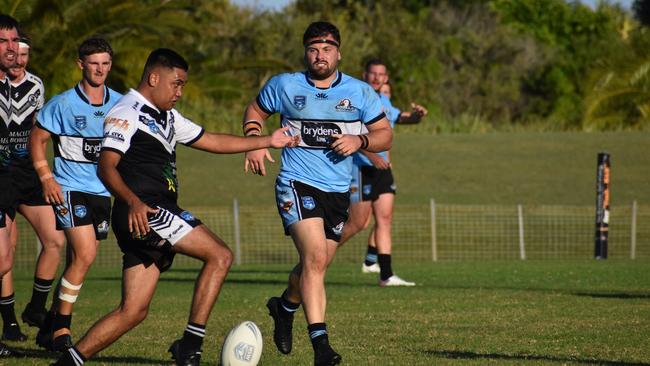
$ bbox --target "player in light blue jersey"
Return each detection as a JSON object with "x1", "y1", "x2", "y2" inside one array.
[
  {"x1": 342, "y1": 59, "x2": 427, "y2": 286},
  {"x1": 29, "y1": 37, "x2": 121, "y2": 352},
  {"x1": 243, "y1": 22, "x2": 392, "y2": 366}
]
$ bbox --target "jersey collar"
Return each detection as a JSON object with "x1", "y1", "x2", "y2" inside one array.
[
  {"x1": 304, "y1": 70, "x2": 342, "y2": 90},
  {"x1": 74, "y1": 82, "x2": 111, "y2": 107}
]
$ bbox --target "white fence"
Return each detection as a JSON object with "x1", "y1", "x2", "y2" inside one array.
[{"x1": 10, "y1": 200, "x2": 650, "y2": 270}]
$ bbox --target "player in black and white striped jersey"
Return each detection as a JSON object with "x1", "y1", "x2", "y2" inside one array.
[{"x1": 2, "y1": 36, "x2": 66, "y2": 342}]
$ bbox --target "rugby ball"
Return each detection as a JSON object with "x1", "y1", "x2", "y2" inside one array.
[{"x1": 220, "y1": 321, "x2": 263, "y2": 366}]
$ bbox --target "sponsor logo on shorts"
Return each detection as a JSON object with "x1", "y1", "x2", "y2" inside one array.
[
  {"x1": 171, "y1": 225, "x2": 183, "y2": 237},
  {"x1": 350, "y1": 186, "x2": 358, "y2": 193},
  {"x1": 74, "y1": 205, "x2": 87, "y2": 218},
  {"x1": 332, "y1": 221, "x2": 345, "y2": 236},
  {"x1": 335, "y1": 98, "x2": 356, "y2": 112},
  {"x1": 363, "y1": 184, "x2": 372, "y2": 196},
  {"x1": 390, "y1": 183, "x2": 397, "y2": 191},
  {"x1": 56, "y1": 206, "x2": 68, "y2": 216},
  {"x1": 97, "y1": 220, "x2": 109, "y2": 233},
  {"x1": 180, "y1": 211, "x2": 195, "y2": 222},
  {"x1": 301, "y1": 196, "x2": 315, "y2": 210},
  {"x1": 293, "y1": 95, "x2": 306, "y2": 110},
  {"x1": 282, "y1": 201, "x2": 294, "y2": 212},
  {"x1": 74, "y1": 115, "x2": 87, "y2": 129}
]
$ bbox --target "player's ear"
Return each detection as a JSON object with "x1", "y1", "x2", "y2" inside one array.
[
  {"x1": 76, "y1": 58, "x2": 83, "y2": 70},
  {"x1": 337, "y1": 50, "x2": 341, "y2": 61},
  {"x1": 148, "y1": 72, "x2": 159, "y2": 87}
]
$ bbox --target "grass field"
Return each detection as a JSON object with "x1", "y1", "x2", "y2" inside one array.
[
  {"x1": 2, "y1": 260, "x2": 649, "y2": 365},
  {"x1": 175, "y1": 131, "x2": 650, "y2": 207}
]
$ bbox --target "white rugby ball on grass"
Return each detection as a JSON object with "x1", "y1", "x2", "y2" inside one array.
[{"x1": 220, "y1": 321, "x2": 263, "y2": 366}]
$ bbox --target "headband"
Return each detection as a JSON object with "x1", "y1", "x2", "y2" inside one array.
[
  {"x1": 18, "y1": 42, "x2": 29, "y2": 49},
  {"x1": 305, "y1": 39, "x2": 340, "y2": 48}
]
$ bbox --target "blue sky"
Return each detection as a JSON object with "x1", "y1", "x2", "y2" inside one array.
[{"x1": 231, "y1": 0, "x2": 634, "y2": 11}]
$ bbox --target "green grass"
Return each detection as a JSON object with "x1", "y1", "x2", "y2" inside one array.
[
  {"x1": 175, "y1": 131, "x2": 650, "y2": 207},
  {"x1": 3, "y1": 261, "x2": 650, "y2": 365}
]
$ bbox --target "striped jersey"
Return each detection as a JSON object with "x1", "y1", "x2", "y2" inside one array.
[{"x1": 36, "y1": 83, "x2": 122, "y2": 196}]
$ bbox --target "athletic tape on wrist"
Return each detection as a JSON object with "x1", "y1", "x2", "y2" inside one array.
[
  {"x1": 39, "y1": 173, "x2": 53, "y2": 182},
  {"x1": 34, "y1": 160, "x2": 49, "y2": 169}
]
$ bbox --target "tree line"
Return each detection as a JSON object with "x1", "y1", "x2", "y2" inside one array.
[{"x1": 3, "y1": 0, "x2": 649, "y2": 133}]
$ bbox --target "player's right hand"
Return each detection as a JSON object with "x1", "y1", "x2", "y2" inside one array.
[
  {"x1": 245, "y1": 148, "x2": 273, "y2": 176},
  {"x1": 370, "y1": 154, "x2": 391, "y2": 170},
  {"x1": 42, "y1": 177, "x2": 64, "y2": 206},
  {"x1": 128, "y1": 199, "x2": 158, "y2": 237}
]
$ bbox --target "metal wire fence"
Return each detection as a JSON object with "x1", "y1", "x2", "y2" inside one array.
[{"x1": 10, "y1": 201, "x2": 650, "y2": 271}]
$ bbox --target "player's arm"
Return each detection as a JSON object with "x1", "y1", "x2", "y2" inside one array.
[
  {"x1": 98, "y1": 150, "x2": 158, "y2": 237},
  {"x1": 242, "y1": 100, "x2": 275, "y2": 176},
  {"x1": 330, "y1": 117, "x2": 392, "y2": 157},
  {"x1": 28, "y1": 124, "x2": 63, "y2": 205},
  {"x1": 397, "y1": 103, "x2": 428, "y2": 124},
  {"x1": 189, "y1": 126, "x2": 298, "y2": 154},
  {"x1": 360, "y1": 150, "x2": 390, "y2": 170}
]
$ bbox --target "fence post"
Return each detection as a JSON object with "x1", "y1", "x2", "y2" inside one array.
[
  {"x1": 631, "y1": 200, "x2": 637, "y2": 260},
  {"x1": 430, "y1": 199, "x2": 437, "y2": 261},
  {"x1": 518, "y1": 204, "x2": 526, "y2": 260},
  {"x1": 233, "y1": 197, "x2": 241, "y2": 265}
]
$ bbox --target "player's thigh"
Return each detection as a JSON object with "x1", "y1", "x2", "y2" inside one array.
[
  {"x1": 18, "y1": 204, "x2": 63, "y2": 245},
  {"x1": 372, "y1": 192, "x2": 395, "y2": 224},
  {"x1": 172, "y1": 224, "x2": 232, "y2": 263},
  {"x1": 347, "y1": 201, "x2": 372, "y2": 228},
  {"x1": 64, "y1": 225, "x2": 99, "y2": 258},
  {"x1": 121, "y1": 263, "x2": 160, "y2": 313},
  {"x1": 289, "y1": 218, "x2": 329, "y2": 261}
]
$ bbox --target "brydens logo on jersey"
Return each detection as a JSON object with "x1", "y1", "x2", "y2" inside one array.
[
  {"x1": 293, "y1": 95, "x2": 306, "y2": 110},
  {"x1": 335, "y1": 99, "x2": 356, "y2": 112},
  {"x1": 301, "y1": 121, "x2": 341, "y2": 147},
  {"x1": 82, "y1": 139, "x2": 102, "y2": 162},
  {"x1": 74, "y1": 115, "x2": 87, "y2": 129}
]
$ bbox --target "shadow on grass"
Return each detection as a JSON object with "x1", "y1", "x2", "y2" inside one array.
[
  {"x1": 167, "y1": 267, "x2": 291, "y2": 275},
  {"x1": 424, "y1": 349, "x2": 650, "y2": 366},
  {"x1": 93, "y1": 355, "x2": 170, "y2": 365},
  {"x1": 572, "y1": 292, "x2": 650, "y2": 300}
]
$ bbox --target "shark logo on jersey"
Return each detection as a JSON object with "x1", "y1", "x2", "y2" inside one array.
[
  {"x1": 332, "y1": 221, "x2": 345, "y2": 236},
  {"x1": 335, "y1": 99, "x2": 356, "y2": 112},
  {"x1": 301, "y1": 196, "x2": 315, "y2": 210},
  {"x1": 293, "y1": 95, "x2": 306, "y2": 110},
  {"x1": 97, "y1": 220, "x2": 109, "y2": 233},
  {"x1": 74, "y1": 115, "x2": 87, "y2": 129},
  {"x1": 74, "y1": 205, "x2": 87, "y2": 218}
]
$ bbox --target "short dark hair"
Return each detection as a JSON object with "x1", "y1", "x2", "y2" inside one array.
[
  {"x1": 0, "y1": 14, "x2": 19, "y2": 32},
  {"x1": 365, "y1": 58, "x2": 387, "y2": 72},
  {"x1": 144, "y1": 48, "x2": 189, "y2": 73},
  {"x1": 303, "y1": 21, "x2": 341, "y2": 46},
  {"x1": 78, "y1": 37, "x2": 113, "y2": 60}
]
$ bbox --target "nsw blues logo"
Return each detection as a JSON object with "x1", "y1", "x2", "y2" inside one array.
[
  {"x1": 180, "y1": 211, "x2": 196, "y2": 222},
  {"x1": 293, "y1": 95, "x2": 306, "y2": 110},
  {"x1": 301, "y1": 196, "x2": 316, "y2": 210},
  {"x1": 74, "y1": 115, "x2": 87, "y2": 129},
  {"x1": 363, "y1": 184, "x2": 372, "y2": 196},
  {"x1": 74, "y1": 205, "x2": 87, "y2": 218}
]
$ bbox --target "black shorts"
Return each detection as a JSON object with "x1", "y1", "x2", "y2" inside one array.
[
  {"x1": 54, "y1": 191, "x2": 112, "y2": 240},
  {"x1": 0, "y1": 172, "x2": 16, "y2": 223},
  {"x1": 112, "y1": 200, "x2": 202, "y2": 273},
  {"x1": 10, "y1": 165, "x2": 48, "y2": 207},
  {"x1": 275, "y1": 178, "x2": 350, "y2": 242},
  {"x1": 360, "y1": 166, "x2": 396, "y2": 202}
]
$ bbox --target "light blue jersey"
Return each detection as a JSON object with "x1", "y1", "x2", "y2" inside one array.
[
  {"x1": 257, "y1": 71, "x2": 385, "y2": 192},
  {"x1": 353, "y1": 92, "x2": 400, "y2": 167},
  {"x1": 36, "y1": 84, "x2": 122, "y2": 196}
]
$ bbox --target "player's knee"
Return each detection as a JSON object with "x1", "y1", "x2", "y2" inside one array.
[
  {"x1": 42, "y1": 235, "x2": 66, "y2": 250},
  {"x1": 120, "y1": 304, "x2": 149, "y2": 327},
  {"x1": 205, "y1": 245, "x2": 232, "y2": 273},
  {"x1": 375, "y1": 211, "x2": 393, "y2": 225},
  {"x1": 302, "y1": 253, "x2": 328, "y2": 273},
  {"x1": 72, "y1": 249, "x2": 98, "y2": 270}
]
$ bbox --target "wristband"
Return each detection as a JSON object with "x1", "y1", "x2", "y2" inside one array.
[
  {"x1": 358, "y1": 135, "x2": 369, "y2": 150},
  {"x1": 39, "y1": 173, "x2": 53, "y2": 182},
  {"x1": 244, "y1": 127, "x2": 262, "y2": 136}
]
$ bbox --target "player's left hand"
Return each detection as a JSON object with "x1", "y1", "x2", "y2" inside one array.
[
  {"x1": 329, "y1": 134, "x2": 362, "y2": 156},
  {"x1": 269, "y1": 126, "x2": 300, "y2": 148},
  {"x1": 411, "y1": 103, "x2": 428, "y2": 117}
]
